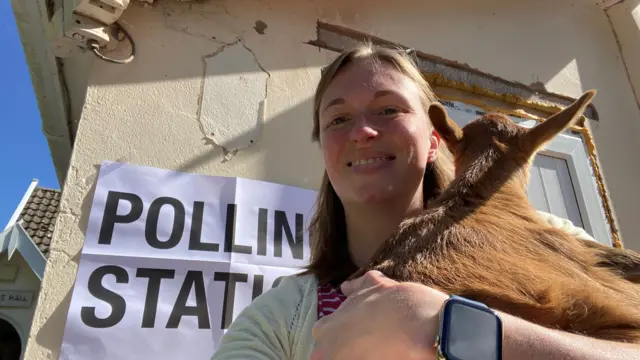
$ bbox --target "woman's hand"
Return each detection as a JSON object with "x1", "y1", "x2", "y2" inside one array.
[
  {"x1": 310, "y1": 270, "x2": 448, "y2": 360},
  {"x1": 311, "y1": 270, "x2": 640, "y2": 360}
]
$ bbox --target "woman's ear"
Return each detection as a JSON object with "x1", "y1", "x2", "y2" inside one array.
[{"x1": 427, "y1": 129, "x2": 440, "y2": 163}]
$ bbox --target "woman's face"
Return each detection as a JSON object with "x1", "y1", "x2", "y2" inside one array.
[{"x1": 318, "y1": 59, "x2": 440, "y2": 206}]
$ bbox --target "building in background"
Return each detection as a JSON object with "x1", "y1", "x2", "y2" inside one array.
[
  {"x1": 8, "y1": 0, "x2": 640, "y2": 358},
  {"x1": 0, "y1": 180, "x2": 61, "y2": 360}
]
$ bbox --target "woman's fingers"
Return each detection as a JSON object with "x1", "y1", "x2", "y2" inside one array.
[{"x1": 341, "y1": 270, "x2": 394, "y2": 296}]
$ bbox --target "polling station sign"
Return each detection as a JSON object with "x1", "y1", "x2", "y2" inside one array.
[{"x1": 59, "y1": 161, "x2": 317, "y2": 360}]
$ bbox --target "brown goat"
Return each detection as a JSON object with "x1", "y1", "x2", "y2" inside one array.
[
  {"x1": 355, "y1": 90, "x2": 640, "y2": 343},
  {"x1": 582, "y1": 239, "x2": 640, "y2": 283}
]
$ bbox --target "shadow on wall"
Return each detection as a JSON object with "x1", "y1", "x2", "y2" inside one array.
[
  {"x1": 174, "y1": 96, "x2": 322, "y2": 189},
  {"x1": 86, "y1": 0, "x2": 602, "y2": 92},
  {"x1": 88, "y1": 1, "x2": 332, "y2": 86}
]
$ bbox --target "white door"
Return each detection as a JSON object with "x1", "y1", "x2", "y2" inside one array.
[
  {"x1": 440, "y1": 100, "x2": 611, "y2": 245},
  {"x1": 528, "y1": 156, "x2": 583, "y2": 229}
]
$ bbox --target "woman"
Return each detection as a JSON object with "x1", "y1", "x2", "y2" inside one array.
[{"x1": 212, "y1": 44, "x2": 640, "y2": 359}]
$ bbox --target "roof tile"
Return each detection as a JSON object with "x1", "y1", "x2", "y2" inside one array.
[{"x1": 17, "y1": 187, "x2": 62, "y2": 257}]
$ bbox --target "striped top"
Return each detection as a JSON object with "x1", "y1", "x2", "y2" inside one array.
[{"x1": 317, "y1": 283, "x2": 347, "y2": 319}]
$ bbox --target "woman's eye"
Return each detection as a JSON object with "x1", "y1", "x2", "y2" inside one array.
[
  {"x1": 329, "y1": 116, "x2": 348, "y2": 126},
  {"x1": 379, "y1": 107, "x2": 400, "y2": 116}
]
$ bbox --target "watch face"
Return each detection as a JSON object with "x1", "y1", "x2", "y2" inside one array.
[{"x1": 441, "y1": 300, "x2": 502, "y2": 360}]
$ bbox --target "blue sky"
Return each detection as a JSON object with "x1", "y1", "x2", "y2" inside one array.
[{"x1": 1, "y1": 2, "x2": 59, "y2": 228}]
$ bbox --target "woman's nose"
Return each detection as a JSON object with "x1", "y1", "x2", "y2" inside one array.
[{"x1": 349, "y1": 115, "x2": 379, "y2": 143}]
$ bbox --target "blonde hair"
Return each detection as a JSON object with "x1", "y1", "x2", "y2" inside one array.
[{"x1": 302, "y1": 43, "x2": 455, "y2": 285}]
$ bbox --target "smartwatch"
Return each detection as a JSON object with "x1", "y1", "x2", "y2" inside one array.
[{"x1": 434, "y1": 295, "x2": 503, "y2": 360}]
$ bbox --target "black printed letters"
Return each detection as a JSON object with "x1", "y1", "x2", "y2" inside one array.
[
  {"x1": 257, "y1": 208, "x2": 305, "y2": 259},
  {"x1": 80, "y1": 266, "x2": 280, "y2": 330},
  {"x1": 136, "y1": 268, "x2": 175, "y2": 328},
  {"x1": 189, "y1": 201, "x2": 219, "y2": 252},
  {"x1": 80, "y1": 265, "x2": 129, "y2": 328},
  {"x1": 97, "y1": 190, "x2": 304, "y2": 258},
  {"x1": 214, "y1": 272, "x2": 248, "y2": 329},
  {"x1": 167, "y1": 271, "x2": 210, "y2": 329},
  {"x1": 98, "y1": 191, "x2": 143, "y2": 245},
  {"x1": 81, "y1": 190, "x2": 306, "y2": 330},
  {"x1": 223, "y1": 204, "x2": 252, "y2": 254}
]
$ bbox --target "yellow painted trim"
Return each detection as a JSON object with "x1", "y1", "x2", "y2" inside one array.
[
  {"x1": 427, "y1": 75, "x2": 623, "y2": 249},
  {"x1": 426, "y1": 73, "x2": 569, "y2": 113},
  {"x1": 572, "y1": 126, "x2": 623, "y2": 249}
]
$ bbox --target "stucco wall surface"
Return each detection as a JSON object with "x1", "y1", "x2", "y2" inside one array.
[
  {"x1": 25, "y1": 0, "x2": 640, "y2": 358},
  {"x1": 608, "y1": 0, "x2": 640, "y2": 107}
]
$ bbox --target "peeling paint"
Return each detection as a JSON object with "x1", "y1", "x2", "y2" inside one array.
[
  {"x1": 599, "y1": 0, "x2": 626, "y2": 9},
  {"x1": 254, "y1": 20, "x2": 267, "y2": 34},
  {"x1": 196, "y1": 39, "x2": 270, "y2": 162},
  {"x1": 529, "y1": 81, "x2": 547, "y2": 92}
]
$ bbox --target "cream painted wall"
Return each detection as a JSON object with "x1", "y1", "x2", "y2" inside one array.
[
  {"x1": 609, "y1": 0, "x2": 640, "y2": 108},
  {"x1": 0, "y1": 253, "x2": 42, "y2": 356},
  {"x1": 24, "y1": 0, "x2": 640, "y2": 358}
]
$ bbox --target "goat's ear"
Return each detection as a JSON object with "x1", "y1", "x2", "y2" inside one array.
[
  {"x1": 428, "y1": 103, "x2": 462, "y2": 148},
  {"x1": 523, "y1": 90, "x2": 596, "y2": 154}
]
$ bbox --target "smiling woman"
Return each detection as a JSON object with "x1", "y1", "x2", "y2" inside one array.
[
  {"x1": 315, "y1": 57, "x2": 443, "y2": 264},
  {"x1": 307, "y1": 44, "x2": 454, "y2": 280}
]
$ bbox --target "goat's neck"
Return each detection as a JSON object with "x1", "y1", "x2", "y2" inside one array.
[{"x1": 431, "y1": 150, "x2": 526, "y2": 210}]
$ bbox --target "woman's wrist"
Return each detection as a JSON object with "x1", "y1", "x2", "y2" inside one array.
[
  {"x1": 396, "y1": 282, "x2": 446, "y2": 359},
  {"x1": 498, "y1": 310, "x2": 563, "y2": 360},
  {"x1": 498, "y1": 308, "x2": 640, "y2": 360},
  {"x1": 417, "y1": 293, "x2": 570, "y2": 360}
]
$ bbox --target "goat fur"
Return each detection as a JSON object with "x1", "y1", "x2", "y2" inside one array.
[
  {"x1": 354, "y1": 90, "x2": 640, "y2": 343},
  {"x1": 581, "y1": 239, "x2": 640, "y2": 283}
]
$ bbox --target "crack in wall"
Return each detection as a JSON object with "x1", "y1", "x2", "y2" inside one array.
[
  {"x1": 160, "y1": 1, "x2": 244, "y2": 44},
  {"x1": 243, "y1": 40, "x2": 272, "y2": 107},
  {"x1": 605, "y1": 7, "x2": 640, "y2": 116},
  {"x1": 57, "y1": 209, "x2": 81, "y2": 220},
  {"x1": 49, "y1": 248, "x2": 78, "y2": 265},
  {"x1": 195, "y1": 37, "x2": 241, "y2": 157},
  {"x1": 195, "y1": 38, "x2": 271, "y2": 162}
]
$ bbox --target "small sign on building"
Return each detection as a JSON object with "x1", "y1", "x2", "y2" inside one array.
[{"x1": 0, "y1": 290, "x2": 34, "y2": 308}]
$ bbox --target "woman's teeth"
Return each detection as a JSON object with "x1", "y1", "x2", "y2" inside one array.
[{"x1": 350, "y1": 157, "x2": 393, "y2": 167}]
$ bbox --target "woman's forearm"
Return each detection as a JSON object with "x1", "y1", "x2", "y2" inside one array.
[{"x1": 500, "y1": 310, "x2": 640, "y2": 360}]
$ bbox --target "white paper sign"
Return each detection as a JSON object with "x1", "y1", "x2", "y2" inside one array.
[{"x1": 59, "y1": 161, "x2": 317, "y2": 360}]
